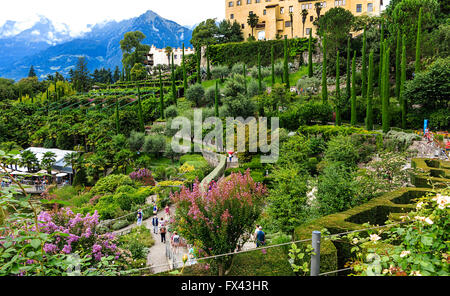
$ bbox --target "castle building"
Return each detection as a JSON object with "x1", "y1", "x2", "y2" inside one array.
[
  {"x1": 146, "y1": 45, "x2": 195, "y2": 67},
  {"x1": 225, "y1": 0, "x2": 382, "y2": 40}
]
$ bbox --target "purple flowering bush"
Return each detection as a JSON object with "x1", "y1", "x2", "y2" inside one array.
[
  {"x1": 37, "y1": 208, "x2": 122, "y2": 262},
  {"x1": 129, "y1": 168, "x2": 155, "y2": 186}
]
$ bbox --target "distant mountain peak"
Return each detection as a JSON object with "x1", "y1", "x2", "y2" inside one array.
[{"x1": 0, "y1": 9, "x2": 193, "y2": 80}]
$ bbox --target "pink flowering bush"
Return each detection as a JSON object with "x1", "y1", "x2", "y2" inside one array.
[
  {"x1": 36, "y1": 208, "x2": 121, "y2": 262},
  {"x1": 170, "y1": 170, "x2": 267, "y2": 275}
]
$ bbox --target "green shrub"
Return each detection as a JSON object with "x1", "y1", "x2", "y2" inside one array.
[
  {"x1": 383, "y1": 130, "x2": 421, "y2": 152},
  {"x1": 112, "y1": 220, "x2": 129, "y2": 231},
  {"x1": 324, "y1": 135, "x2": 360, "y2": 167},
  {"x1": 91, "y1": 174, "x2": 134, "y2": 196},
  {"x1": 297, "y1": 101, "x2": 333, "y2": 125}
]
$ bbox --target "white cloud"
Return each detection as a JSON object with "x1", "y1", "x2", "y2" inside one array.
[{"x1": 0, "y1": 0, "x2": 225, "y2": 35}]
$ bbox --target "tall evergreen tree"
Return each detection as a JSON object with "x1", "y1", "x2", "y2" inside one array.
[
  {"x1": 197, "y1": 50, "x2": 202, "y2": 84},
  {"x1": 395, "y1": 28, "x2": 401, "y2": 100},
  {"x1": 171, "y1": 53, "x2": 177, "y2": 106},
  {"x1": 378, "y1": 22, "x2": 384, "y2": 91},
  {"x1": 308, "y1": 30, "x2": 313, "y2": 77},
  {"x1": 115, "y1": 97, "x2": 120, "y2": 134},
  {"x1": 415, "y1": 7, "x2": 423, "y2": 74},
  {"x1": 321, "y1": 34, "x2": 328, "y2": 103},
  {"x1": 137, "y1": 84, "x2": 144, "y2": 133},
  {"x1": 283, "y1": 36, "x2": 290, "y2": 89},
  {"x1": 258, "y1": 51, "x2": 262, "y2": 93},
  {"x1": 361, "y1": 27, "x2": 367, "y2": 99},
  {"x1": 215, "y1": 80, "x2": 219, "y2": 117},
  {"x1": 159, "y1": 68, "x2": 165, "y2": 119},
  {"x1": 182, "y1": 43, "x2": 188, "y2": 92},
  {"x1": 346, "y1": 36, "x2": 351, "y2": 101},
  {"x1": 113, "y1": 66, "x2": 120, "y2": 83},
  {"x1": 382, "y1": 47, "x2": 391, "y2": 133},
  {"x1": 206, "y1": 46, "x2": 211, "y2": 80},
  {"x1": 400, "y1": 34, "x2": 407, "y2": 129},
  {"x1": 351, "y1": 51, "x2": 357, "y2": 126},
  {"x1": 366, "y1": 50, "x2": 374, "y2": 130},
  {"x1": 271, "y1": 45, "x2": 275, "y2": 86},
  {"x1": 243, "y1": 64, "x2": 247, "y2": 94},
  {"x1": 28, "y1": 65, "x2": 37, "y2": 77},
  {"x1": 335, "y1": 51, "x2": 342, "y2": 126}
]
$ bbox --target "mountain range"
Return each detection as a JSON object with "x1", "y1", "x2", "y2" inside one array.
[{"x1": 0, "y1": 10, "x2": 193, "y2": 80}]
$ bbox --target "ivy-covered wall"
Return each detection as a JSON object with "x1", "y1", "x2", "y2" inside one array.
[{"x1": 208, "y1": 38, "x2": 315, "y2": 67}]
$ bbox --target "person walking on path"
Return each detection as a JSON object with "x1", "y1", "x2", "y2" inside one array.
[
  {"x1": 172, "y1": 231, "x2": 180, "y2": 254},
  {"x1": 253, "y1": 224, "x2": 260, "y2": 241},
  {"x1": 160, "y1": 223, "x2": 167, "y2": 243},
  {"x1": 152, "y1": 215, "x2": 159, "y2": 234},
  {"x1": 153, "y1": 203, "x2": 158, "y2": 215},
  {"x1": 136, "y1": 209, "x2": 143, "y2": 226},
  {"x1": 256, "y1": 226, "x2": 266, "y2": 248},
  {"x1": 164, "y1": 205, "x2": 170, "y2": 220}
]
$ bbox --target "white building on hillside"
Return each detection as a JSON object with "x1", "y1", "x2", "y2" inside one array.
[{"x1": 147, "y1": 45, "x2": 195, "y2": 67}]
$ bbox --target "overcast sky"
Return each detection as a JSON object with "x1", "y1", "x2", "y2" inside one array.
[{"x1": 0, "y1": 0, "x2": 225, "y2": 35}]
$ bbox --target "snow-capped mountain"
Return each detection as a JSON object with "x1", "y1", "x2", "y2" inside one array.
[{"x1": 0, "y1": 10, "x2": 193, "y2": 80}]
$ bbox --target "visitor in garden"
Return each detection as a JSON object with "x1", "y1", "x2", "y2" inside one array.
[
  {"x1": 136, "y1": 209, "x2": 143, "y2": 226},
  {"x1": 188, "y1": 244, "x2": 196, "y2": 265},
  {"x1": 253, "y1": 224, "x2": 260, "y2": 241},
  {"x1": 160, "y1": 224, "x2": 166, "y2": 243},
  {"x1": 256, "y1": 226, "x2": 266, "y2": 247},
  {"x1": 153, "y1": 203, "x2": 158, "y2": 215},
  {"x1": 172, "y1": 231, "x2": 180, "y2": 254},
  {"x1": 164, "y1": 205, "x2": 170, "y2": 219},
  {"x1": 152, "y1": 215, "x2": 159, "y2": 234}
]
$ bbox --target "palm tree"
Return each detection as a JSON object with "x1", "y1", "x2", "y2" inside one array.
[
  {"x1": 301, "y1": 9, "x2": 309, "y2": 37},
  {"x1": 41, "y1": 152, "x2": 56, "y2": 175},
  {"x1": 19, "y1": 150, "x2": 39, "y2": 172},
  {"x1": 289, "y1": 12, "x2": 294, "y2": 38},
  {"x1": 247, "y1": 12, "x2": 259, "y2": 38},
  {"x1": 165, "y1": 46, "x2": 173, "y2": 66},
  {"x1": 315, "y1": 2, "x2": 322, "y2": 20},
  {"x1": 64, "y1": 152, "x2": 81, "y2": 183}
]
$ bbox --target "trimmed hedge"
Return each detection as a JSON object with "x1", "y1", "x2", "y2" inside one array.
[
  {"x1": 208, "y1": 38, "x2": 313, "y2": 67},
  {"x1": 293, "y1": 187, "x2": 434, "y2": 273},
  {"x1": 411, "y1": 158, "x2": 450, "y2": 188}
]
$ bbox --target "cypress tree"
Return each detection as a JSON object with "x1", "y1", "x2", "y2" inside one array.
[
  {"x1": 321, "y1": 34, "x2": 328, "y2": 103},
  {"x1": 378, "y1": 22, "x2": 384, "y2": 90},
  {"x1": 271, "y1": 45, "x2": 275, "y2": 86},
  {"x1": 382, "y1": 47, "x2": 391, "y2": 133},
  {"x1": 308, "y1": 30, "x2": 313, "y2": 77},
  {"x1": 243, "y1": 64, "x2": 247, "y2": 94},
  {"x1": 197, "y1": 50, "x2": 202, "y2": 84},
  {"x1": 351, "y1": 51, "x2": 357, "y2": 126},
  {"x1": 361, "y1": 26, "x2": 367, "y2": 99},
  {"x1": 395, "y1": 28, "x2": 401, "y2": 100},
  {"x1": 215, "y1": 80, "x2": 219, "y2": 117},
  {"x1": 335, "y1": 51, "x2": 341, "y2": 126},
  {"x1": 366, "y1": 51, "x2": 374, "y2": 130},
  {"x1": 346, "y1": 36, "x2": 351, "y2": 101},
  {"x1": 171, "y1": 53, "x2": 177, "y2": 106},
  {"x1": 115, "y1": 97, "x2": 120, "y2": 135},
  {"x1": 258, "y1": 51, "x2": 262, "y2": 93},
  {"x1": 159, "y1": 68, "x2": 165, "y2": 119},
  {"x1": 415, "y1": 7, "x2": 423, "y2": 74},
  {"x1": 182, "y1": 43, "x2": 188, "y2": 92},
  {"x1": 137, "y1": 84, "x2": 144, "y2": 132},
  {"x1": 400, "y1": 34, "x2": 407, "y2": 129},
  {"x1": 283, "y1": 36, "x2": 290, "y2": 89},
  {"x1": 206, "y1": 46, "x2": 211, "y2": 80}
]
